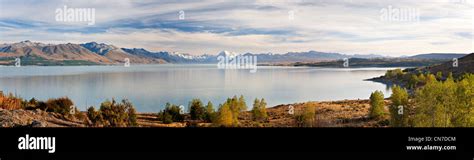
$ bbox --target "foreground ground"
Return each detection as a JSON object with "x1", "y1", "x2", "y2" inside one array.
[{"x1": 0, "y1": 99, "x2": 389, "y2": 127}]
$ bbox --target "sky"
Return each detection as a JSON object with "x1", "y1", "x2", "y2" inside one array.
[{"x1": 0, "y1": 0, "x2": 473, "y2": 56}]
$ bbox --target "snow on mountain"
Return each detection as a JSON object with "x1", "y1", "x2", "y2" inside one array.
[
  {"x1": 217, "y1": 50, "x2": 239, "y2": 58},
  {"x1": 80, "y1": 42, "x2": 119, "y2": 55},
  {"x1": 3, "y1": 40, "x2": 458, "y2": 65}
]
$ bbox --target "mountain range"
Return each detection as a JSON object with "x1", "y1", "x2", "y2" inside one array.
[{"x1": 0, "y1": 41, "x2": 468, "y2": 65}]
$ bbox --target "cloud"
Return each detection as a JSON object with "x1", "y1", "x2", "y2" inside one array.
[{"x1": 0, "y1": 0, "x2": 472, "y2": 56}]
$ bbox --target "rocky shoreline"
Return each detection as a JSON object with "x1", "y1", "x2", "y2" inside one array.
[{"x1": 0, "y1": 108, "x2": 86, "y2": 127}]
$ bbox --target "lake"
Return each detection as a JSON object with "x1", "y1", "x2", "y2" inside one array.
[{"x1": 0, "y1": 64, "x2": 393, "y2": 112}]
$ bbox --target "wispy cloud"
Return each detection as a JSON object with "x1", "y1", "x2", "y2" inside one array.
[{"x1": 0, "y1": 0, "x2": 472, "y2": 56}]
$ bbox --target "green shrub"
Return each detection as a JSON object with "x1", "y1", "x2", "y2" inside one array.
[
  {"x1": 189, "y1": 99, "x2": 206, "y2": 120},
  {"x1": 158, "y1": 103, "x2": 184, "y2": 123},
  {"x1": 161, "y1": 112, "x2": 173, "y2": 124},
  {"x1": 127, "y1": 106, "x2": 138, "y2": 126},
  {"x1": 87, "y1": 106, "x2": 103, "y2": 126},
  {"x1": 251, "y1": 98, "x2": 268, "y2": 122},
  {"x1": 87, "y1": 99, "x2": 138, "y2": 127}
]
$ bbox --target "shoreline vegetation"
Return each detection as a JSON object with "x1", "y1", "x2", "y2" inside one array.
[
  {"x1": 1, "y1": 53, "x2": 473, "y2": 127},
  {"x1": 0, "y1": 92, "x2": 384, "y2": 127}
]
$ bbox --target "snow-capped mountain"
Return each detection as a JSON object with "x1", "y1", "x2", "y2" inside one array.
[
  {"x1": 107, "y1": 48, "x2": 387, "y2": 64},
  {"x1": 122, "y1": 48, "x2": 216, "y2": 63},
  {"x1": 0, "y1": 40, "x2": 427, "y2": 66},
  {"x1": 80, "y1": 42, "x2": 119, "y2": 56},
  {"x1": 217, "y1": 50, "x2": 238, "y2": 57}
]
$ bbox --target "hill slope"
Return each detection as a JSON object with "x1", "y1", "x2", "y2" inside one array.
[
  {"x1": 423, "y1": 53, "x2": 474, "y2": 77},
  {"x1": 409, "y1": 53, "x2": 467, "y2": 60}
]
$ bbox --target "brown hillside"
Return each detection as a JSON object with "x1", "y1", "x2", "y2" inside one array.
[
  {"x1": 424, "y1": 53, "x2": 474, "y2": 77},
  {"x1": 0, "y1": 41, "x2": 167, "y2": 64}
]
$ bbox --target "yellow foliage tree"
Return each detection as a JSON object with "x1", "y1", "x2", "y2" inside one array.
[{"x1": 216, "y1": 103, "x2": 234, "y2": 127}]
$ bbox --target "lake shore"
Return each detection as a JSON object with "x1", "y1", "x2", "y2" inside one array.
[{"x1": 0, "y1": 99, "x2": 389, "y2": 127}]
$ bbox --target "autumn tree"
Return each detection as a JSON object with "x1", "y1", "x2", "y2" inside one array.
[
  {"x1": 251, "y1": 98, "x2": 268, "y2": 122},
  {"x1": 216, "y1": 103, "x2": 234, "y2": 127},
  {"x1": 205, "y1": 101, "x2": 216, "y2": 123},
  {"x1": 220, "y1": 95, "x2": 247, "y2": 125},
  {"x1": 369, "y1": 90, "x2": 385, "y2": 119},
  {"x1": 389, "y1": 85, "x2": 409, "y2": 127},
  {"x1": 411, "y1": 73, "x2": 474, "y2": 127},
  {"x1": 451, "y1": 74, "x2": 474, "y2": 127}
]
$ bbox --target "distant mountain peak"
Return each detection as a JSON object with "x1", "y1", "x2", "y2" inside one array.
[
  {"x1": 2, "y1": 40, "x2": 468, "y2": 66},
  {"x1": 80, "y1": 42, "x2": 119, "y2": 55},
  {"x1": 218, "y1": 50, "x2": 238, "y2": 57},
  {"x1": 11, "y1": 40, "x2": 47, "y2": 48},
  {"x1": 85, "y1": 41, "x2": 99, "y2": 45}
]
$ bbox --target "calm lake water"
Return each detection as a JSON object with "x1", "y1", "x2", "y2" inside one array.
[{"x1": 0, "y1": 64, "x2": 393, "y2": 112}]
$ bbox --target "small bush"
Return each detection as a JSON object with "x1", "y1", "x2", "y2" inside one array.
[
  {"x1": 0, "y1": 92, "x2": 23, "y2": 110},
  {"x1": 127, "y1": 106, "x2": 138, "y2": 126},
  {"x1": 161, "y1": 112, "x2": 173, "y2": 124},
  {"x1": 87, "y1": 106, "x2": 103, "y2": 126},
  {"x1": 45, "y1": 97, "x2": 74, "y2": 115},
  {"x1": 158, "y1": 103, "x2": 184, "y2": 124},
  {"x1": 294, "y1": 104, "x2": 317, "y2": 127},
  {"x1": 87, "y1": 99, "x2": 138, "y2": 127},
  {"x1": 189, "y1": 99, "x2": 206, "y2": 120}
]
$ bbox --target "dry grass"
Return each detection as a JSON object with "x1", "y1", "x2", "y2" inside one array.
[
  {"x1": 1, "y1": 99, "x2": 390, "y2": 127},
  {"x1": 237, "y1": 99, "x2": 389, "y2": 127}
]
